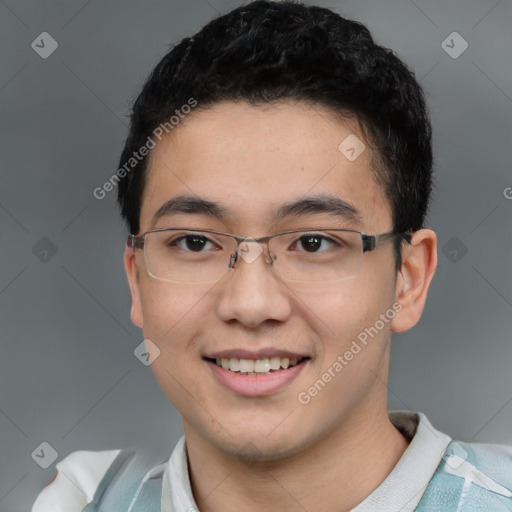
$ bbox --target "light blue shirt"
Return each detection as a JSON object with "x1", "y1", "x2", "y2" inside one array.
[{"x1": 32, "y1": 410, "x2": 512, "y2": 511}]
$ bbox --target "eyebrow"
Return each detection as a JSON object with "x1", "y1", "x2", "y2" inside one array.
[
  {"x1": 273, "y1": 194, "x2": 362, "y2": 224},
  {"x1": 151, "y1": 195, "x2": 227, "y2": 227},
  {"x1": 150, "y1": 193, "x2": 362, "y2": 228}
]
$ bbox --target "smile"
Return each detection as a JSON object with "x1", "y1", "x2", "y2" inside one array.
[
  {"x1": 211, "y1": 356, "x2": 306, "y2": 375},
  {"x1": 205, "y1": 356, "x2": 310, "y2": 396}
]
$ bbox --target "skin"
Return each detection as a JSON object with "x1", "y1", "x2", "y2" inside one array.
[{"x1": 124, "y1": 101, "x2": 437, "y2": 512}]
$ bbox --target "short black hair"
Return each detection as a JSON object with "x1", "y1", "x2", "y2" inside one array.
[{"x1": 117, "y1": 0, "x2": 433, "y2": 267}]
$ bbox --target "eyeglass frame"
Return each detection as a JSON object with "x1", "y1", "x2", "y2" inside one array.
[{"x1": 128, "y1": 227, "x2": 412, "y2": 279}]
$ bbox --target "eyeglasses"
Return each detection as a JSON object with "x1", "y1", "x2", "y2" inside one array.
[{"x1": 128, "y1": 228, "x2": 411, "y2": 284}]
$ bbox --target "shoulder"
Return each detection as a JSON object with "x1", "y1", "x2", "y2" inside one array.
[
  {"x1": 446, "y1": 440, "x2": 512, "y2": 487},
  {"x1": 32, "y1": 449, "x2": 122, "y2": 512},
  {"x1": 417, "y1": 440, "x2": 512, "y2": 511}
]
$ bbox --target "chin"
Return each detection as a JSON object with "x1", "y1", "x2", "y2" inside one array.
[
  {"x1": 208, "y1": 421, "x2": 310, "y2": 463},
  {"x1": 221, "y1": 437, "x2": 303, "y2": 463}
]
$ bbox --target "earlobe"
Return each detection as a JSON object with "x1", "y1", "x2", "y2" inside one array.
[
  {"x1": 123, "y1": 245, "x2": 144, "y2": 329},
  {"x1": 391, "y1": 229, "x2": 437, "y2": 333}
]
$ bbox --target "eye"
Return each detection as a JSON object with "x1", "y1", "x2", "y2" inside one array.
[
  {"x1": 292, "y1": 234, "x2": 338, "y2": 253},
  {"x1": 171, "y1": 234, "x2": 216, "y2": 252}
]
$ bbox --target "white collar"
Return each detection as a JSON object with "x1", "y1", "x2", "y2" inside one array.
[
  {"x1": 161, "y1": 410, "x2": 451, "y2": 512},
  {"x1": 352, "y1": 411, "x2": 451, "y2": 511}
]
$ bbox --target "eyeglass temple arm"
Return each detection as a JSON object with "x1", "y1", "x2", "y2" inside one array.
[
  {"x1": 362, "y1": 232, "x2": 412, "y2": 253},
  {"x1": 127, "y1": 234, "x2": 145, "y2": 250}
]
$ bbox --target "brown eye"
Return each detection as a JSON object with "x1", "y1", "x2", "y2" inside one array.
[
  {"x1": 293, "y1": 234, "x2": 337, "y2": 253},
  {"x1": 299, "y1": 235, "x2": 323, "y2": 252},
  {"x1": 171, "y1": 234, "x2": 213, "y2": 252}
]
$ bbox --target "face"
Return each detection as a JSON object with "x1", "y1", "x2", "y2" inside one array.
[{"x1": 125, "y1": 101, "x2": 407, "y2": 461}]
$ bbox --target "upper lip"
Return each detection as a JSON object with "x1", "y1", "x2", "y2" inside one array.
[{"x1": 205, "y1": 348, "x2": 310, "y2": 360}]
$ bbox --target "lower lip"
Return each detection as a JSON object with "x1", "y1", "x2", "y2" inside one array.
[{"x1": 205, "y1": 359, "x2": 308, "y2": 397}]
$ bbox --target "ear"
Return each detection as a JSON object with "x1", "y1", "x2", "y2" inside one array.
[
  {"x1": 391, "y1": 228, "x2": 437, "y2": 333},
  {"x1": 124, "y1": 244, "x2": 144, "y2": 329}
]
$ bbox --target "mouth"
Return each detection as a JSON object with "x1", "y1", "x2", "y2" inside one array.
[
  {"x1": 206, "y1": 356, "x2": 309, "y2": 375},
  {"x1": 204, "y1": 354, "x2": 310, "y2": 396}
]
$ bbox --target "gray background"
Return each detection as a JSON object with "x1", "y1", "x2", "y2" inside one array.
[{"x1": 0, "y1": 0, "x2": 511, "y2": 510}]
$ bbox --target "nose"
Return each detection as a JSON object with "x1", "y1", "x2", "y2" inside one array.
[{"x1": 216, "y1": 241, "x2": 292, "y2": 329}]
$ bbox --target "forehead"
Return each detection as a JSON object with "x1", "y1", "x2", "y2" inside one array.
[{"x1": 140, "y1": 101, "x2": 391, "y2": 232}]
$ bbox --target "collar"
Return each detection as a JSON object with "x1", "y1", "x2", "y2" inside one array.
[
  {"x1": 352, "y1": 410, "x2": 452, "y2": 511},
  {"x1": 161, "y1": 410, "x2": 452, "y2": 512}
]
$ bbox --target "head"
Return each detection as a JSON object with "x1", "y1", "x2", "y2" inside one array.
[{"x1": 120, "y1": 1, "x2": 437, "y2": 461}]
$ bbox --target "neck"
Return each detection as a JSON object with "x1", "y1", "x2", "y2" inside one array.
[{"x1": 184, "y1": 406, "x2": 410, "y2": 512}]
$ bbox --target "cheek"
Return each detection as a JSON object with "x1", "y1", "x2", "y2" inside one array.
[
  {"x1": 292, "y1": 278, "x2": 390, "y2": 348},
  {"x1": 139, "y1": 281, "x2": 211, "y2": 332},
  {"x1": 138, "y1": 281, "x2": 215, "y2": 372},
  {"x1": 294, "y1": 280, "x2": 394, "y2": 415},
  {"x1": 138, "y1": 282, "x2": 214, "y2": 405}
]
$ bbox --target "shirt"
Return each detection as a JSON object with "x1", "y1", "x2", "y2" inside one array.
[{"x1": 32, "y1": 410, "x2": 512, "y2": 512}]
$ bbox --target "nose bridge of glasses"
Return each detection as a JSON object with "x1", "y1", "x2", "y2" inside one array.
[{"x1": 230, "y1": 237, "x2": 273, "y2": 268}]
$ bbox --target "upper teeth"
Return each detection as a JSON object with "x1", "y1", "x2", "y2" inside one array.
[{"x1": 216, "y1": 357, "x2": 300, "y2": 373}]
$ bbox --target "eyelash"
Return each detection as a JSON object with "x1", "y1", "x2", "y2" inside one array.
[{"x1": 167, "y1": 232, "x2": 342, "y2": 253}]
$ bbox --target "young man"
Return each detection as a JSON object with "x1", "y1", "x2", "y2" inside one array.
[{"x1": 32, "y1": 1, "x2": 512, "y2": 511}]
